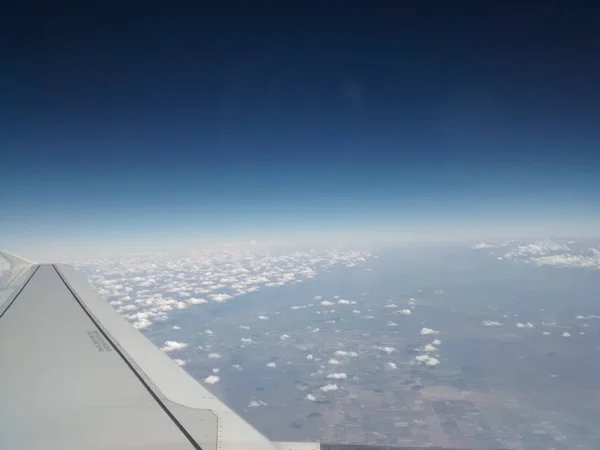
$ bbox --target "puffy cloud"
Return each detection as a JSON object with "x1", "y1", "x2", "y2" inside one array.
[
  {"x1": 204, "y1": 375, "x2": 220, "y2": 384},
  {"x1": 212, "y1": 368, "x2": 220, "y2": 373},
  {"x1": 326, "y1": 373, "x2": 347, "y2": 379},
  {"x1": 320, "y1": 383, "x2": 338, "y2": 392},
  {"x1": 420, "y1": 327, "x2": 440, "y2": 336},
  {"x1": 562, "y1": 332, "x2": 572, "y2": 338},
  {"x1": 239, "y1": 325, "x2": 250, "y2": 330},
  {"x1": 334, "y1": 350, "x2": 358, "y2": 357},
  {"x1": 483, "y1": 320, "x2": 503, "y2": 327},
  {"x1": 160, "y1": 341, "x2": 188, "y2": 352},
  {"x1": 397, "y1": 309, "x2": 412, "y2": 315},
  {"x1": 328, "y1": 359, "x2": 341, "y2": 365},
  {"x1": 423, "y1": 343, "x2": 438, "y2": 353},
  {"x1": 305, "y1": 394, "x2": 317, "y2": 401},
  {"x1": 375, "y1": 346, "x2": 396, "y2": 354},
  {"x1": 516, "y1": 322, "x2": 534, "y2": 329},
  {"x1": 415, "y1": 354, "x2": 440, "y2": 366},
  {"x1": 387, "y1": 321, "x2": 398, "y2": 327},
  {"x1": 204, "y1": 329, "x2": 214, "y2": 335},
  {"x1": 280, "y1": 334, "x2": 291, "y2": 340},
  {"x1": 187, "y1": 297, "x2": 207, "y2": 304},
  {"x1": 241, "y1": 338, "x2": 253, "y2": 343},
  {"x1": 173, "y1": 358, "x2": 187, "y2": 366},
  {"x1": 314, "y1": 295, "x2": 323, "y2": 300},
  {"x1": 306, "y1": 354, "x2": 314, "y2": 360},
  {"x1": 383, "y1": 304, "x2": 398, "y2": 308},
  {"x1": 266, "y1": 362, "x2": 276, "y2": 368},
  {"x1": 542, "y1": 331, "x2": 551, "y2": 336},
  {"x1": 388, "y1": 362, "x2": 397, "y2": 369},
  {"x1": 171, "y1": 325, "x2": 181, "y2": 330},
  {"x1": 208, "y1": 353, "x2": 221, "y2": 359},
  {"x1": 232, "y1": 363, "x2": 243, "y2": 370},
  {"x1": 431, "y1": 339, "x2": 442, "y2": 345},
  {"x1": 425, "y1": 358, "x2": 440, "y2": 366},
  {"x1": 352, "y1": 309, "x2": 361, "y2": 314},
  {"x1": 257, "y1": 315, "x2": 269, "y2": 320},
  {"x1": 248, "y1": 400, "x2": 267, "y2": 408},
  {"x1": 320, "y1": 300, "x2": 334, "y2": 306}
]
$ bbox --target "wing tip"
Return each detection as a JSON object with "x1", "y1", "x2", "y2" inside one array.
[{"x1": 0, "y1": 249, "x2": 33, "y2": 267}]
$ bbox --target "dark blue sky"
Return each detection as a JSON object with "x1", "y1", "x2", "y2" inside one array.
[{"x1": 2, "y1": 2, "x2": 600, "y2": 254}]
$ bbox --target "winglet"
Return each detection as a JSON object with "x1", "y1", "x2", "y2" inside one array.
[
  {"x1": 0, "y1": 249, "x2": 34, "y2": 288},
  {"x1": 0, "y1": 249, "x2": 32, "y2": 268}
]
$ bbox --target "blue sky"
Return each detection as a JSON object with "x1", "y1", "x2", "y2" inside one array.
[{"x1": 2, "y1": 3, "x2": 600, "y2": 257}]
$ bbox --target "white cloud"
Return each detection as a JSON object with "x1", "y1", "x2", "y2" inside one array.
[
  {"x1": 420, "y1": 327, "x2": 440, "y2": 335},
  {"x1": 187, "y1": 297, "x2": 207, "y2": 304},
  {"x1": 280, "y1": 334, "x2": 290, "y2": 340},
  {"x1": 212, "y1": 368, "x2": 220, "y2": 373},
  {"x1": 375, "y1": 346, "x2": 396, "y2": 354},
  {"x1": 383, "y1": 303, "x2": 398, "y2": 308},
  {"x1": 387, "y1": 321, "x2": 398, "y2": 327},
  {"x1": 248, "y1": 400, "x2": 267, "y2": 408},
  {"x1": 173, "y1": 358, "x2": 187, "y2": 366},
  {"x1": 337, "y1": 299, "x2": 351, "y2": 305},
  {"x1": 306, "y1": 354, "x2": 314, "y2": 360},
  {"x1": 160, "y1": 340, "x2": 188, "y2": 352},
  {"x1": 328, "y1": 358, "x2": 341, "y2": 365},
  {"x1": 542, "y1": 331, "x2": 551, "y2": 336},
  {"x1": 204, "y1": 375, "x2": 220, "y2": 384},
  {"x1": 352, "y1": 309, "x2": 361, "y2": 314},
  {"x1": 314, "y1": 295, "x2": 323, "y2": 300},
  {"x1": 334, "y1": 350, "x2": 358, "y2": 357},
  {"x1": 431, "y1": 339, "x2": 442, "y2": 345},
  {"x1": 171, "y1": 325, "x2": 181, "y2": 330},
  {"x1": 483, "y1": 320, "x2": 503, "y2": 327},
  {"x1": 241, "y1": 338, "x2": 253, "y2": 343},
  {"x1": 388, "y1": 362, "x2": 397, "y2": 369},
  {"x1": 204, "y1": 329, "x2": 214, "y2": 335},
  {"x1": 397, "y1": 309, "x2": 412, "y2": 315},
  {"x1": 320, "y1": 300, "x2": 334, "y2": 306},
  {"x1": 266, "y1": 362, "x2": 276, "y2": 368},
  {"x1": 562, "y1": 332, "x2": 571, "y2": 338},
  {"x1": 232, "y1": 363, "x2": 243, "y2": 370},
  {"x1": 425, "y1": 358, "x2": 440, "y2": 366},
  {"x1": 326, "y1": 372, "x2": 347, "y2": 379},
  {"x1": 239, "y1": 325, "x2": 250, "y2": 330},
  {"x1": 305, "y1": 393, "x2": 317, "y2": 401},
  {"x1": 257, "y1": 315, "x2": 269, "y2": 320},
  {"x1": 423, "y1": 343, "x2": 438, "y2": 353},
  {"x1": 208, "y1": 353, "x2": 221, "y2": 359},
  {"x1": 516, "y1": 322, "x2": 534, "y2": 329},
  {"x1": 320, "y1": 383, "x2": 338, "y2": 392}
]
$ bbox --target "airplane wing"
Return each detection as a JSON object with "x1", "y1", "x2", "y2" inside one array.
[{"x1": 0, "y1": 251, "x2": 320, "y2": 450}]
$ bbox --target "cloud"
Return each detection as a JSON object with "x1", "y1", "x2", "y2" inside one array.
[
  {"x1": 431, "y1": 339, "x2": 442, "y2": 345},
  {"x1": 173, "y1": 358, "x2": 187, "y2": 366},
  {"x1": 483, "y1": 320, "x2": 503, "y2": 327},
  {"x1": 562, "y1": 332, "x2": 572, "y2": 337},
  {"x1": 420, "y1": 327, "x2": 440, "y2": 335},
  {"x1": 326, "y1": 373, "x2": 347, "y2": 379},
  {"x1": 352, "y1": 309, "x2": 361, "y2": 314},
  {"x1": 305, "y1": 394, "x2": 317, "y2": 401},
  {"x1": 240, "y1": 325, "x2": 250, "y2": 330},
  {"x1": 160, "y1": 340, "x2": 188, "y2": 352},
  {"x1": 334, "y1": 350, "x2": 358, "y2": 357},
  {"x1": 375, "y1": 346, "x2": 396, "y2": 354},
  {"x1": 542, "y1": 331, "x2": 551, "y2": 336},
  {"x1": 383, "y1": 304, "x2": 398, "y2": 308},
  {"x1": 320, "y1": 383, "x2": 339, "y2": 392},
  {"x1": 388, "y1": 362, "x2": 397, "y2": 369},
  {"x1": 257, "y1": 315, "x2": 269, "y2": 320},
  {"x1": 396, "y1": 309, "x2": 412, "y2": 315},
  {"x1": 415, "y1": 354, "x2": 440, "y2": 366},
  {"x1": 232, "y1": 363, "x2": 243, "y2": 370},
  {"x1": 328, "y1": 359, "x2": 341, "y2": 365},
  {"x1": 208, "y1": 353, "x2": 221, "y2": 359},
  {"x1": 337, "y1": 299, "x2": 351, "y2": 305},
  {"x1": 306, "y1": 354, "x2": 314, "y2": 360},
  {"x1": 241, "y1": 338, "x2": 253, "y2": 343},
  {"x1": 187, "y1": 297, "x2": 207, "y2": 304},
  {"x1": 266, "y1": 362, "x2": 276, "y2": 368},
  {"x1": 212, "y1": 368, "x2": 220, "y2": 373},
  {"x1": 204, "y1": 375, "x2": 220, "y2": 384},
  {"x1": 248, "y1": 400, "x2": 267, "y2": 408},
  {"x1": 320, "y1": 300, "x2": 334, "y2": 306},
  {"x1": 516, "y1": 322, "x2": 534, "y2": 329},
  {"x1": 423, "y1": 343, "x2": 438, "y2": 353},
  {"x1": 280, "y1": 334, "x2": 291, "y2": 340},
  {"x1": 204, "y1": 329, "x2": 214, "y2": 335},
  {"x1": 314, "y1": 295, "x2": 323, "y2": 300},
  {"x1": 171, "y1": 325, "x2": 181, "y2": 330}
]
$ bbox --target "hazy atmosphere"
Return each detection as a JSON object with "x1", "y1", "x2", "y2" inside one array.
[{"x1": 2, "y1": 2, "x2": 600, "y2": 449}]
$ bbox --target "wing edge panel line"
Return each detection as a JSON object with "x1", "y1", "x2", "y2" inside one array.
[
  {"x1": 52, "y1": 264, "x2": 204, "y2": 450},
  {"x1": 0, "y1": 265, "x2": 40, "y2": 321}
]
